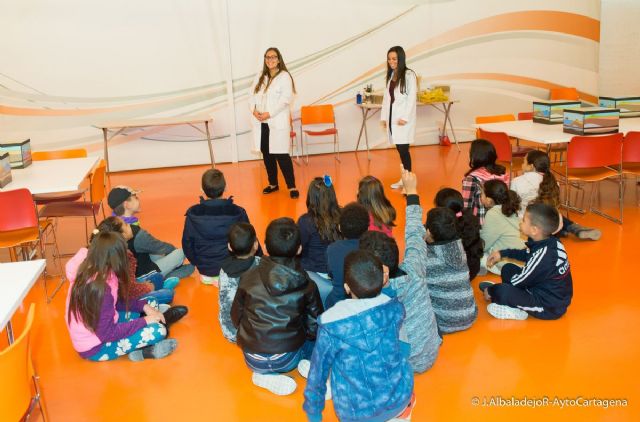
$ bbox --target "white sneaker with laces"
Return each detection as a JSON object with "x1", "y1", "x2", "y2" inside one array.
[
  {"x1": 487, "y1": 303, "x2": 529, "y2": 320},
  {"x1": 251, "y1": 372, "x2": 297, "y2": 395},
  {"x1": 390, "y1": 179, "x2": 403, "y2": 189},
  {"x1": 297, "y1": 359, "x2": 332, "y2": 400}
]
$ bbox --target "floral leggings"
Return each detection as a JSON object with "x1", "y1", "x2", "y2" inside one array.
[{"x1": 87, "y1": 300, "x2": 167, "y2": 361}]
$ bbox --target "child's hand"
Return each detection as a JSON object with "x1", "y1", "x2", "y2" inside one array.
[
  {"x1": 143, "y1": 305, "x2": 166, "y2": 324},
  {"x1": 486, "y1": 250, "x2": 502, "y2": 267},
  {"x1": 400, "y1": 166, "x2": 418, "y2": 195}
]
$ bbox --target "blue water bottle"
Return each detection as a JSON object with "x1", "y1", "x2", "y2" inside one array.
[{"x1": 356, "y1": 91, "x2": 362, "y2": 105}]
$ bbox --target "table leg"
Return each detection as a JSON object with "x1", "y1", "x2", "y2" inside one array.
[
  {"x1": 443, "y1": 102, "x2": 460, "y2": 151},
  {"x1": 102, "y1": 128, "x2": 110, "y2": 173},
  {"x1": 355, "y1": 108, "x2": 367, "y2": 151},
  {"x1": 205, "y1": 120, "x2": 215, "y2": 169},
  {"x1": 6, "y1": 320, "x2": 14, "y2": 344},
  {"x1": 363, "y1": 112, "x2": 371, "y2": 160}
]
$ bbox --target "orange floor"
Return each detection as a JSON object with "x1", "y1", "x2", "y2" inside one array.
[{"x1": 4, "y1": 145, "x2": 640, "y2": 421}]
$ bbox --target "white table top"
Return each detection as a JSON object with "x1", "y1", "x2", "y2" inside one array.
[
  {"x1": 0, "y1": 156, "x2": 98, "y2": 195},
  {"x1": 358, "y1": 100, "x2": 459, "y2": 109},
  {"x1": 97, "y1": 114, "x2": 213, "y2": 129},
  {"x1": 475, "y1": 117, "x2": 640, "y2": 145},
  {"x1": 0, "y1": 260, "x2": 45, "y2": 332}
]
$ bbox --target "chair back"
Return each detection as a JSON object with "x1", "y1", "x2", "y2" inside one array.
[
  {"x1": 550, "y1": 87, "x2": 579, "y2": 101},
  {"x1": 0, "y1": 189, "x2": 37, "y2": 232},
  {"x1": 301, "y1": 105, "x2": 335, "y2": 126},
  {"x1": 0, "y1": 304, "x2": 35, "y2": 422},
  {"x1": 517, "y1": 112, "x2": 533, "y2": 120},
  {"x1": 90, "y1": 162, "x2": 107, "y2": 204},
  {"x1": 623, "y1": 131, "x2": 640, "y2": 163},
  {"x1": 567, "y1": 133, "x2": 623, "y2": 169},
  {"x1": 32, "y1": 149, "x2": 87, "y2": 161},
  {"x1": 478, "y1": 129, "x2": 512, "y2": 162}
]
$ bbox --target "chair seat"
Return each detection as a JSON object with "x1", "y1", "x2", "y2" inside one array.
[
  {"x1": 622, "y1": 163, "x2": 640, "y2": 176},
  {"x1": 33, "y1": 190, "x2": 85, "y2": 205},
  {"x1": 303, "y1": 128, "x2": 338, "y2": 136},
  {"x1": 40, "y1": 202, "x2": 102, "y2": 218},
  {"x1": 0, "y1": 227, "x2": 40, "y2": 248},
  {"x1": 552, "y1": 164, "x2": 620, "y2": 182}
]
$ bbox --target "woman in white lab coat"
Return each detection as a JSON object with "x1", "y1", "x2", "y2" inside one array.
[
  {"x1": 380, "y1": 46, "x2": 417, "y2": 189},
  {"x1": 248, "y1": 47, "x2": 299, "y2": 198}
]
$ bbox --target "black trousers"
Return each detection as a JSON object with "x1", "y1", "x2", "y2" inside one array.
[
  {"x1": 487, "y1": 263, "x2": 560, "y2": 320},
  {"x1": 261, "y1": 123, "x2": 296, "y2": 189},
  {"x1": 389, "y1": 103, "x2": 412, "y2": 171}
]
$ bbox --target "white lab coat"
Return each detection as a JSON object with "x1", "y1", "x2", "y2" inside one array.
[
  {"x1": 380, "y1": 70, "x2": 417, "y2": 145},
  {"x1": 248, "y1": 71, "x2": 293, "y2": 154}
]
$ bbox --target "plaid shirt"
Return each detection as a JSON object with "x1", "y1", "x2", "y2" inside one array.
[{"x1": 462, "y1": 168, "x2": 510, "y2": 224}]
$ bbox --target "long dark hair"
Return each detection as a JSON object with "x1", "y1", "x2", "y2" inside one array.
[
  {"x1": 465, "y1": 139, "x2": 506, "y2": 177},
  {"x1": 386, "y1": 46, "x2": 413, "y2": 94},
  {"x1": 90, "y1": 217, "x2": 132, "y2": 304},
  {"x1": 306, "y1": 177, "x2": 341, "y2": 242},
  {"x1": 527, "y1": 150, "x2": 560, "y2": 208},
  {"x1": 357, "y1": 176, "x2": 396, "y2": 229},
  {"x1": 483, "y1": 180, "x2": 521, "y2": 217},
  {"x1": 434, "y1": 188, "x2": 483, "y2": 261},
  {"x1": 254, "y1": 47, "x2": 297, "y2": 94},
  {"x1": 68, "y1": 231, "x2": 130, "y2": 332}
]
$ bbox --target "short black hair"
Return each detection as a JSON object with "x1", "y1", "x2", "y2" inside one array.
[
  {"x1": 426, "y1": 207, "x2": 459, "y2": 242},
  {"x1": 525, "y1": 203, "x2": 559, "y2": 237},
  {"x1": 340, "y1": 202, "x2": 370, "y2": 239},
  {"x1": 202, "y1": 169, "x2": 226, "y2": 199},
  {"x1": 228, "y1": 222, "x2": 257, "y2": 256},
  {"x1": 344, "y1": 250, "x2": 383, "y2": 299},
  {"x1": 359, "y1": 230, "x2": 399, "y2": 274},
  {"x1": 265, "y1": 217, "x2": 301, "y2": 257},
  {"x1": 434, "y1": 187, "x2": 464, "y2": 213}
]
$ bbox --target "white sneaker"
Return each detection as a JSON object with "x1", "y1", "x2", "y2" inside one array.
[
  {"x1": 251, "y1": 372, "x2": 297, "y2": 395},
  {"x1": 201, "y1": 275, "x2": 219, "y2": 287},
  {"x1": 390, "y1": 179, "x2": 403, "y2": 189},
  {"x1": 298, "y1": 359, "x2": 332, "y2": 400},
  {"x1": 487, "y1": 303, "x2": 529, "y2": 320},
  {"x1": 158, "y1": 304, "x2": 171, "y2": 313}
]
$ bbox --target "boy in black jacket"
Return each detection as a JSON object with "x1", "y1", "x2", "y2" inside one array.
[
  {"x1": 231, "y1": 217, "x2": 323, "y2": 396},
  {"x1": 480, "y1": 203, "x2": 573, "y2": 320},
  {"x1": 182, "y1": 169, "x2": 261, "y2": 286}
]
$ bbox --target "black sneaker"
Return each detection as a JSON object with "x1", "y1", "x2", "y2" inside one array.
[
  {"x1": 163, "y1": 305, "x2": 189, "y2": 327},
  {"x1": 289, "y1": 189, "x2": 299, "y2": 199},
  {"x1": 478, "y1": 281, "x2": 495, "y2": 293},
  {"x1": 263, "y1": 185, "x2": 279, "y2": 194}
]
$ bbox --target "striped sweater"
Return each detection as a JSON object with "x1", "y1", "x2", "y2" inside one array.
[{"x1": 426, "y1": 239, "x2": 478, "y2": 334}]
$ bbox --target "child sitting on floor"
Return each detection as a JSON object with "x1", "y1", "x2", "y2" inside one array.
[
  {"x1": 511, "y1": 150, "x2": 601, "y2": 240},
  {"x1": 231, "y1": 217, "x2": 323, "y2": 395},
  {"x1": 108, "y1": 186, "x2": 194, "y2": 280},
  {"x1": 434, "y1": 187, "x2": 484, "y2": 280},
  {"x1": 65, "y1": 231, "x2": 180, "y2": 362},
  {"x1": 302, "y1": 250, "x2": 415, "y2": 422},
  {"x1": 479, "y1": 180, "x2": 526, "y2": 275},
  {"x1": 479, "y1": 203, "x2": 573, "y2": 320},
  {"x1": 462, "y1": 139, "x2": 510, "y2": 224},
  {"x1": 425, "y1": 207, "x2": 478, "y2": 334},
  {"x1": 324, "y1": 202, "x2": 370, "y2": 310},
  {"x1": 182, "y1": 169, "x2": 261, "y2": 286},
  {"x1": 357, "y1": 175, "x2": 396, "y2": 237},
  {"x1": 218, "y1": 222, "x2": 260, "y2": 343}
]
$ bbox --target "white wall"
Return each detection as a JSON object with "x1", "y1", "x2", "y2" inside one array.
[
  {"x1": 599, "y1": 0, "x2": 640, "y2": 96},
  {"x1": 0, "y1": 0, "x2": 601, "y2": 171}
]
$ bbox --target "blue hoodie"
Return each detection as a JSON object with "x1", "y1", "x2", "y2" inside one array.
[{"x1": 303, "y1": 295, "x2": 413, "y2": 422}]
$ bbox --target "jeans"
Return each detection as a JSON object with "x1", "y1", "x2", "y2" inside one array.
[{"x1": 243, "y1": 340, "x2": 314, "y2": 374}]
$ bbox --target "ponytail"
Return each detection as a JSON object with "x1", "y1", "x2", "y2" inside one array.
[
  {"x1": 528, "y1": 151, "x2": 560, "y2": 207},
  {"x1": 483, "y1": 179, "x2": 520, "y2": 217}
]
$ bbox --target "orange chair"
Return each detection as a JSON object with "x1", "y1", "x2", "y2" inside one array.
[
  {"x1": 550, "y1": 87, "x2": 580, "y2": 101},
  {"x1": 0, "y1": 189, "x2": 63, "y2": 301},
  {"x1": 478, "y1": 128, "x2": 532, "y2": 181},
  {"x1": 0, "y1": 304, "x2": 49, "y2": 421},
  {"x1": 31, "y1": 149, "x2": 89, "y2": 205},
  {"x1": 623, "y1": 132, "x2": 640, "y2": 203},
  {"x1": 517, "y1": 112, "x2": 533, "y2": 120},
  {"x1": 289, "y1": 116, "x2": 300, "y2": 165},
  {"x1": 474, "y1": 114, "x2": 515, "y2": 138},
  {"x1": 300, "y1": 105, "x2": 340, "y2": 164},
  {"x1": 39, "y1": 161, "x2": 107, "y2": 242},
  {"x1": 552, "y1": 133, "x2": 624, "y2": 224}
]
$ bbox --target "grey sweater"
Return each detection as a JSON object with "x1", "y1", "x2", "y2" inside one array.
[
  {"x1": 426, "y1": 239, "x2": 478, "y2": 334},
  {"x1": 388, "y1": 199, "x2": 442, "y2": 373}
]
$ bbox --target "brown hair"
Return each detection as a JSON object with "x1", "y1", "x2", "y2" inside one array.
[
  {"x1": 68, "y1": 231, "x2": 130, "y2": 332},
  {"x1": 253, "y1": 47, "x2": 297, "y2": 94},
  {"x1": 306, "y1": 177, "x2": 341, "y2": 242},
  {"x1": 357, "y1": 176, "x2": 396, "y2": 229},
  {"x1": 483, "y1": 179, "x2": 521, "y2": 217},
  {"x1": 385, "y1": 46, "x2": 413, "y2": 95},
  {"x1": 527, "y1": 150, "x2": 560, "y2": 208}
]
